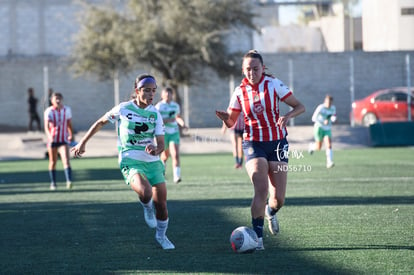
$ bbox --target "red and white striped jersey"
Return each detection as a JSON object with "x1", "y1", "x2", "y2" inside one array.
[
  {"x1": 228, "y1": 75, "x2": 292, "y2": 141},
  {"x1": 44, "y1": 105, "x2": 72, "y2": 143}
]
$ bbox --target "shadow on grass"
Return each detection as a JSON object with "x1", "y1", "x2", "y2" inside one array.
[
  {"x1": 0, "y1": 168, "x2": 123, "y2": 184},
  {"x1": 286, "y1": 196, "x2": 414, "y2": 205},
  {"x1": 1, "y1": 198, "x2": 357, "y2": 275},
  {"x1": 285, "y1": 245, "x2": 414, "y2": 252}
]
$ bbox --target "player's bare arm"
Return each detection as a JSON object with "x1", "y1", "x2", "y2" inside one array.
[
  {"x1": 176, "y1": 115, "x2": 187, "y2": 129},
  {"x1": 278, "y1": 95, "x2": 305, "y2": 128},
  {"x1": 67, "y1": 120, "x2": 73, "y2": 141},
  {"x1": 145, "y1": 135, "x2": 165, "y2": 156},
  {"x1": 215, "y1": 110, "x2": 240, "y2": 128}
]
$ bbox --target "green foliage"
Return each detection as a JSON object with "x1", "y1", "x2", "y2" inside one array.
[
  {"x1": 70, "y1": 3, "x2": 131, "y2": 80},
  {"x1": 1, "y1": 148, "x2": 413, "y2": 274},
  {"x1": 70, "y1": 0, "x2": 257, "y2": 88}
]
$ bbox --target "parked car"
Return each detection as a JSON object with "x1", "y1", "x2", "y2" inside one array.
[{"x1": 350, "y1": 87, "x2": 414, "y2": 126}]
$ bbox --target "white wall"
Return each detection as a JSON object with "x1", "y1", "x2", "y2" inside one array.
[
  {"x1": 363, "y1": 0, "x2": 414, "y2": 51},
  {"x1": 253, "y1": 26, "x2": 325, "y2": 53}
]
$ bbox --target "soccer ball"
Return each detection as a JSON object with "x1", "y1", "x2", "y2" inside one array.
[{"x1": 229, "y1": 226, "x2": 258, "y2": 253}]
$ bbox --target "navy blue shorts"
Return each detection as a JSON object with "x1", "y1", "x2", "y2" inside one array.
[
  {"x1": 49, "y1": 142, "x2": 68, "y2": 148},
  {"x1": 234, "y1": 129, "x2": 244, "y2": 137},
  {"x1": 243, "y1": 138, "x2": 289, "y2": 163}
]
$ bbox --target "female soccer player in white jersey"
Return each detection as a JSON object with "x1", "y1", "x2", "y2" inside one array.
[
  {"x1": 44, "y1": 92, "x2": 74, "y2": 190},
  {"x1": 71, "y1": 74, "x2": 174, "y2": 250},
  {"x1": 155, "y1": 87, "x2": 187, "y2": 183},
  {"x1": 309, "y1": 95, "x2": 337, "y2": 168},
  {"x1": 216, "y1": 50, "x2": 305, "y2": 250}
]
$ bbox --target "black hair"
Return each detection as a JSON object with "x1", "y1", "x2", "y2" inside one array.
[
  {"x1": 163, "y1": 87, "x2": 174, "y2": 94},
  {"x1": 242, "y1": 50, "x2": 274, "y2": 78},
  {"x1": 134, "y1": 73, "x2": 155, "y2": 89},
  {"x1": 243, "y1": 49, "x2": 263, "y2": 65},
  {"x1": 51, "y1": 92, "x2": 63, "y2": 99}
]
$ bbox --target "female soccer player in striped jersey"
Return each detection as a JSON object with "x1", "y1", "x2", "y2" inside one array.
[
  {"x1": 216, "y1": 50, "x2": 305, "y2": 250},
  {"x1": 44, "y1": 92, "x2": 74, "y2": 190}
]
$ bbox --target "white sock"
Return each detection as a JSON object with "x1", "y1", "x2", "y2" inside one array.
[
  {"x1": 174, "y1": 166, "x2": 181, "y2": 178},
  {"x1": 326, "y1": 148, "x2": 333, "y2": 163},
  {"x1": 156, "y1": 218, "x2": 169, "y2": 239},
  {"x1": 308, "y1": 142, "x2": 315, "y2": 152},
  {"x1": 140, "y1": 198, "x2": 153, "y2": 209}
]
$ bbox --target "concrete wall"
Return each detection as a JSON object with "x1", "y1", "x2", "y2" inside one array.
[
  {"x1": 0, "y1": 0, "x2": 413, "y2": 131},
  {"x1": 1, "y1": 51, "x2": 413, "y2": 131},
  {"x1": 363, "y1": 0, "x2": 414, "y2": 51}
]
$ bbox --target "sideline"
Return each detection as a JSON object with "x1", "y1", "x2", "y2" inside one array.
[{"x1": 0, "y1": 125, "x2": 370, "y2": 161}]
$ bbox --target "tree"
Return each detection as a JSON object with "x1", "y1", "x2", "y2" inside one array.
[
  {"x1": 70, "y1": 2, "x2": 133, "y2": 105},
  {"x1": 70, "y1": 0, "x2": 257, "y2": 105}
]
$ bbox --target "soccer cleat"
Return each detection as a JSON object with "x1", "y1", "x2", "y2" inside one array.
[
  {"x1": 155, "y1": 236, "x2": 175, "y2": 250},
  {"x1": 265, "y1": 204, "x2": 280, "y2": 235},
  {"x1": 308, "y1": 143, "x2": 314, "y2": 155},
  {"x1": 256, "y1": 237, "x2": 264, "y2": 250},
  {"x1": 173, "y1": 167, "x2": 181, "y2": 184},
  {"x1": 50, "y1": 183, "x2": 57, "y2": 190},
  {"x1": 143, "y1": 203, "x2": 157, "y2": 228},
  {"x1": 326, "y1": 161, "x2": 335, "y2": 169},
  {"x1": 66, "y1": 181, "x2": 72, "y2": 189}
]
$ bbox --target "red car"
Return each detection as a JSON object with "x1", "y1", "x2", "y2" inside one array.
[{"x1": 351, "y1": 87, "x2": 414, "y2": 126}]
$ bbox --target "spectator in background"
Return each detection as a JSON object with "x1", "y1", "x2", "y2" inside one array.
[
  {"x1": 44, "y1": 92, "x2": 74, "y2": 190},
  {"x1": 27, "y1": 87, "x2": 41, "y2": 131}
]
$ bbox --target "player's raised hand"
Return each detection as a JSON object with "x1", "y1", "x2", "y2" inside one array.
[
  {"x1": 71, "y1": 142, "x2": 86, "y2": 158},
  {"x1": 215, "y1": 110, "x2": 229, "y2": 121}
]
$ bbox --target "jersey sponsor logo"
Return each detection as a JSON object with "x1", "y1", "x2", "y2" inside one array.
[
  {"x1": 129, "y1": 139, "x2": 151, "y2": 146},
  {"x1": 126, "y1": 113, "x2": 156, "y2": 124},
  {"x1": 134, "y1": 122, "x2": 149, "y2": 134}
]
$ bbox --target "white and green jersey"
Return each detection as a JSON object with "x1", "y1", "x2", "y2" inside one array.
[
  {"x1": 105, "y1": 100, "x2": 164, "y2": 162},
  {"x1": 312, "y1": 104, "x2": 337, "y2": 130},
  {"x1": 155, "y1": 100, "x2": 180, "y2": 134}
]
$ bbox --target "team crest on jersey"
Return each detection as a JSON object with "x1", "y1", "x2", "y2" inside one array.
[
  {"x1": 253, "y1": 102, "x2": 264, "y2": 114},
  {"x1": 148, "y1": 114, "x2": 156, "y2": 123}
]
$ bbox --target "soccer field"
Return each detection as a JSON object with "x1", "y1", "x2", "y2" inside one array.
[{"x1": 0, "y1": 148, "x2": 413, "y2": 274}]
